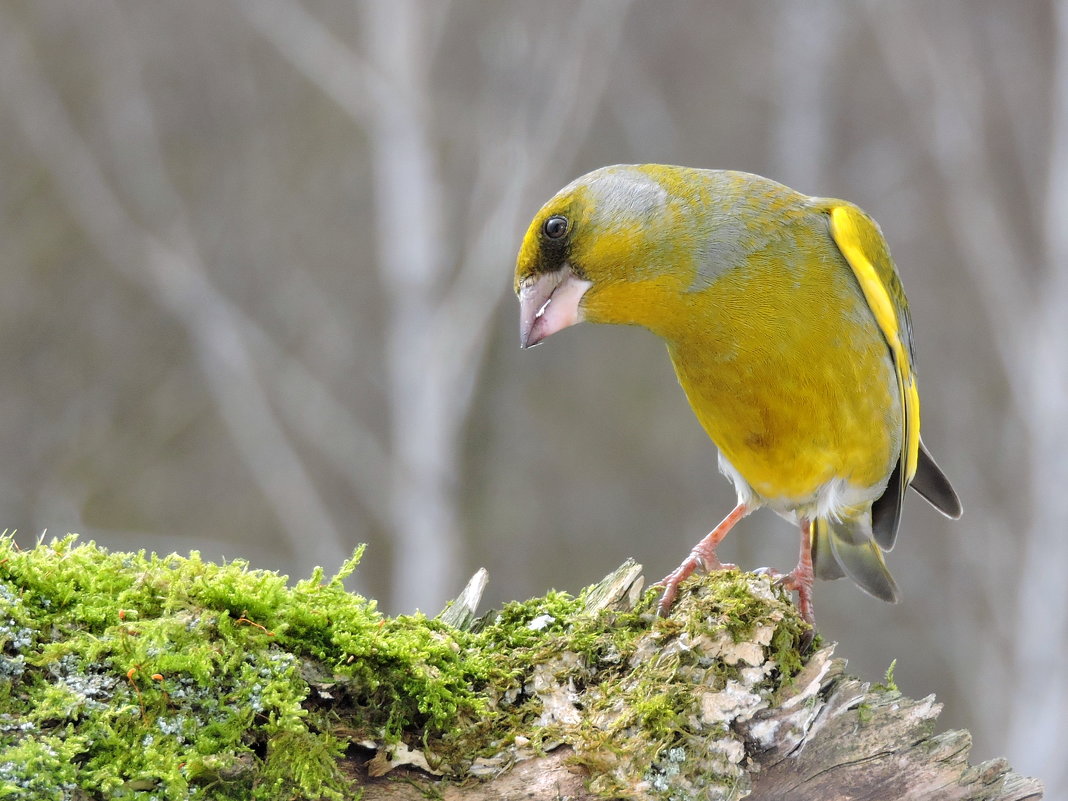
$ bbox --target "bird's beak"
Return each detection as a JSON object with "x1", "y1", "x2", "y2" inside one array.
[{"x1": 517, "y1": 265, "x2": 592, "y2": 348}]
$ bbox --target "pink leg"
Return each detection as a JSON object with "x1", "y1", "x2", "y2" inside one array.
[
  {"x1": 654, "y1": 502, "x2": 751, "y2": 615},
  {"x1": 779, "y1": 518, "x2": 816, "y2": 626}
]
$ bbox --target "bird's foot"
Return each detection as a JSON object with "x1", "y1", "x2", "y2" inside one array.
[
  {"x1": 777, "y1": 566, "x2": 815, "y2": 627},
  {"x1": 752, "y1": 565, "x2": 815, "y2": 648},
  {"x1": 653, "y1": 551, "x2": 737, "y2": 616},
  {"x1": 652, "y1": 502, "x2": 752, "y2": 616},
  {"x1": 752, "y1": 565, "x2": 813, "y2": 622}
]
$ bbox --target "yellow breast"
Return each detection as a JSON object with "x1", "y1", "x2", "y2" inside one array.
[{"x1": 664, "y1": 246, "x2": 900, "y2": 508}]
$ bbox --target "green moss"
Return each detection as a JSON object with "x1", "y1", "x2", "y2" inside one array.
[
  {"x1": 856, "y1": 701, "x2": 873, "y2": 724},
  {"x1": 875, "y1": 658, "x2": 898, "y2": 693},
  {"x1": 554, "y1": 571, "x2": 809, "y2": 799},
  {"x1": 0, "y1": 535, "x2": 810, "y2": 800},
  {"x1": 0, "y1": 535, "x2": 363, "y2": 799},
  {"x1": 0, "y1": 731, "x2": 85, "y2": 800}
]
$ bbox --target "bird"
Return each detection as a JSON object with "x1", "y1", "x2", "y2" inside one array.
[{"x1": 514, "y1": 164, "x2": 962, "y2": 625}]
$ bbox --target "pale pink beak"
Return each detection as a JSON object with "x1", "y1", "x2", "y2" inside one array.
[{"x1": 518, "y1": 265, "x2": 593, "y2": 348}]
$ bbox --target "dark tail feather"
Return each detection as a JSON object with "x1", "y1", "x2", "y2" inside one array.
[
  {"x1": 910, "y1": 439, "x2": 963, "y2": 519},
  {"x1": 822, "y1": 515, "x2": 900, "y2": 603},
  {"x1": 870, "y1": 460, "x2": 903, "y2": 550}
]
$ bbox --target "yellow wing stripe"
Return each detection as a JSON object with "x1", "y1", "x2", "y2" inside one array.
[
  {"x1": 905, "y1": 380, "x2": 919, "y2": 481},
  {"x1": 829, "y1": 205, "x2": 920, "y2": 481}
]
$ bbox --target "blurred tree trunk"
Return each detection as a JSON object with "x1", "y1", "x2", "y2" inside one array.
[
  {"x1": 243, "y1": 0, "x2": 635, "y2": 611},
  {"x1": 352, "y1": 0, "x2": 634, "y2": 610},
  {"x1": 361, "y1": 0, "x2": 460, "y2": 612}
]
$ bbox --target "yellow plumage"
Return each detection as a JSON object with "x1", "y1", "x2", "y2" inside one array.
[{"x1": 514, "y1": 164, "x2": 961, "y2": 623}]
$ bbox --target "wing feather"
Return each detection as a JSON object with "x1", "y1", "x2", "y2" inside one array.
[{"x1": 828, "y1": 205, "x2": 919, "y2": 550}]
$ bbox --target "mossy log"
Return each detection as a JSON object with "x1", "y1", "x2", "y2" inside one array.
[{"x1": 0, "y1": 536, "x2": 1043, "y2": 800}]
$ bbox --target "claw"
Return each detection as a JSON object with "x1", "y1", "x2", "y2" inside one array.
[
  {"x1": 654, "y1": 502, "x2": 751, "y2": 616},
  {"x1": 751, "y1": 566, "x2": 781, "y2": 579}
]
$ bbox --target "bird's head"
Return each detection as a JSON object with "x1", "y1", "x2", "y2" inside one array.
[{"x1": 514, "y1": 165, "x2": 697, "y2": 348}]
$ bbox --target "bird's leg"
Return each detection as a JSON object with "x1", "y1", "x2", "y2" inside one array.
[
  {"x1": 778, "y1": 518, "x2": 816, "y2": 626},
  {"x1": 654, "y1": 502, "x2": 751, "y2": 615}
]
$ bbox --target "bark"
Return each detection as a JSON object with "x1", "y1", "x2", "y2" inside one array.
[
  {"x1": 348, "y1": 650, "x2": 1042, "y2": 801},
  {"x1": 349, "y1": 564, "x2": 1043, "y2": 801}
]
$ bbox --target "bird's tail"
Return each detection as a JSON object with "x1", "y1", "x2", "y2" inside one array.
[
  {"x1": 810, "y1": 515, "x2": 900, "y2": 603},
  {"x1": 911, "y1": 439, "x2": 963, "y2": 519}
]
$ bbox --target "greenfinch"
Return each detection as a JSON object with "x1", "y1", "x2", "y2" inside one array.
[{"x1": 514, "y1": 165, "x2": 962, "y2": 624}]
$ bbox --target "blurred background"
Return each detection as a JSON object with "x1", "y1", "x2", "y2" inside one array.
[{"x1": 1, "y1": 0, "x2": 1063, "y2": 793}]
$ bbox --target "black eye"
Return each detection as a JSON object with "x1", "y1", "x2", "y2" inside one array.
[{"x1": 543, "y1": 215, "x2": 569, "y2": 240}]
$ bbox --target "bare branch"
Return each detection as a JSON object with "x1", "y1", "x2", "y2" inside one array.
[
  {"x1": 232, "y1": 0, "x2": 384, "y2": 125},
  {"x1": 0, "y1": 8, "x2": 354, "y2": 568}
]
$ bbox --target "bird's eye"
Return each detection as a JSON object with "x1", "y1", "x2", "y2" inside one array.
[{"x1": 543, "y1": 215, "x2": 569, "y2": 240}]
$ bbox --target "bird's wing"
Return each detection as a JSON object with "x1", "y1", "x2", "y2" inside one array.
[{"x1": 828, "y1": 204, "x2": 919, "y2": 550}]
